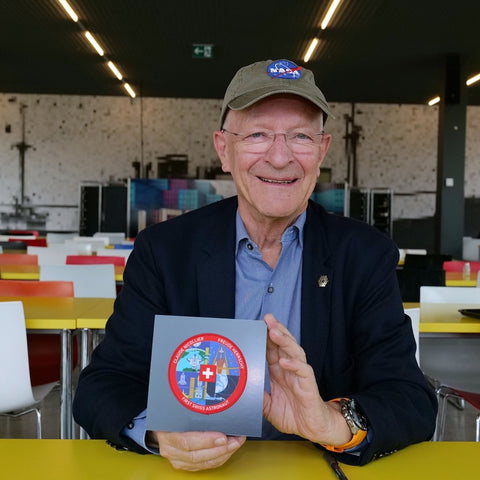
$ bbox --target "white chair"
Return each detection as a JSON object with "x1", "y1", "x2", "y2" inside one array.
[
  {"x1": 40, "y1": 264, "x2": 116, "y2": 298},
  {"x1": 0, "y1": 301, "x2": 57, "y2": 438},
  {"x1": 477, "y1": 271, "x2": 480, "y2": 287},
  {"x1": 96, "y1": 247, "x2": 132, "y2": 261},
  {"x1": 64, "y1": 238, "x2": 108, "y2": 253},
  {"x1": 26, "y1": 246, "x2": 68, "y2": 266},
  {"x1": 46, "y1": 232, "x2": 77, "y2": 245},
  {"x1": 94, "y1": 232, "x2": 125, "y2": 245},
  {"x1": 463, "y1": 237, "x2": 480, "y2": 262},
  {"x1": 404, "y1": 307, "x2": 420, "y2": 364},
  {"x1": 0, "y1": 246, "x2": 3, "y2": 253},
  {"x1": 420, "y1": 286, "x2": 480, "y2": 303}
]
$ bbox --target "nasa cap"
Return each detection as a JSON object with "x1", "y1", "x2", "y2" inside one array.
[{"x1": 219, "y1": 59, "x2": 334, "y2": 127}]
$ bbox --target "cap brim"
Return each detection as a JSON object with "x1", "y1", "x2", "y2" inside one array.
[{"x1": 228, "y1": 86, "x2": 335, "y2": 119}]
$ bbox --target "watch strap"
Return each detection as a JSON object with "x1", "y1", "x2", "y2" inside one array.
[{"x1": 321, "y1": 397, "x2": 368, "y2": 453}]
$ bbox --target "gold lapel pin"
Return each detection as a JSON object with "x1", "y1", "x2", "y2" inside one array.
[{"x1": 317, "y1": 275, "x2": 329, "y2": 288}]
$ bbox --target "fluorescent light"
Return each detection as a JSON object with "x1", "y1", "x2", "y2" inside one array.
[
  {"x1": 57, "y1": 0, "x2": 78, "y2": 22},
  {"x1": 466, "y1": 73, "x2": 480, "y2": 86},
  {"x1": 84, "y1": 31, "x2": 104, "y2": 56},
  {"x1": 320, "y1": 0, "x2": 342, "y2": 30},
  {"x1": 108, "y1": 61, "x2": 123, "y2": 80},
  {"x1": 428, "y1": 96, "x2": 440, "y2": 106},
  {"x1": 303, "y1": 38, "x2": 319, "y2": 63},
  {"x1": 124, "y1": 83, "x2": 136, "y2": 98}
]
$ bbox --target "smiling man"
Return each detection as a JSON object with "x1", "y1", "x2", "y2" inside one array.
[{"x1": 73, "y1": 59, "x2": 437, "y2": 471}]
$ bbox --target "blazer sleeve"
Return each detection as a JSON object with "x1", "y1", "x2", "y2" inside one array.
[{"x1": 73, "y1": 228, "x2": 171, "y2": 453}]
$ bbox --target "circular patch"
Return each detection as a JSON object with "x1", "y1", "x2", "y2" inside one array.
[
  {"x1": 168, "y1": 333, "x2": 247, "y2": 414},
  {"x1": 267, "y1": 60, "x2": 302, "y2": 80}
]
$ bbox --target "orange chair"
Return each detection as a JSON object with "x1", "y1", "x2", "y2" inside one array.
[
  {"x1": 0, "y1": 279, "x2": 77, "y2": 386},
  {"x1": 66, "y1": 254, "x2": 125, "y2": 267},
  {"x1": 0, "y1": 253, "x2": 38, "y2": 265},
  {"x1": 443, "y1": 260, "x2": 480, "y2": 273}
]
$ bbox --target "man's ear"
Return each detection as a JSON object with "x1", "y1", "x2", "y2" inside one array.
[{"x1": 213, "y1": 130, "x2": 231, "y2": 173}]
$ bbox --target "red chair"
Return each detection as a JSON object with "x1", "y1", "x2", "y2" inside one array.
[
  {"x1": 9, "y1": 238, "x2": 48, "y2": 247},
  {"x1": 66, "y1": 254, "x2": 125, "y2": 267},
  {"x1": 8, "y1": 230, "x2": 39, "y2": 237},
  {"x1": 0, "y1": 279, "x2": 78, "y2": 386},
  {"x1": 443, "y1": 260, "x2": 480, "y2": 273},
  {"x1": 0, "y1": 253, "x2": 38, "y2": 265}
]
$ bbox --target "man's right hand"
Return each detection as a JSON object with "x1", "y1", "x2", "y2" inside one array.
[{"x1": 150, "y1": 430, "x2": 246, "y2": 471}]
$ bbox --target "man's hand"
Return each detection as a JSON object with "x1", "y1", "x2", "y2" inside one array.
[
  {"x1": 263, "y1": 313, "x2": 351, "y2": 446},
  {"x1": 151, "y1": 430, "x2": 246, "y2": 471}
]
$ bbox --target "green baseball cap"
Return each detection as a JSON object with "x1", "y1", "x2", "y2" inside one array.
[{"x1": 219, "y1": 59, "x2": 335, "y2": 128}]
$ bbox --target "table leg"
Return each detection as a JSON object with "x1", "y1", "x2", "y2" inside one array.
[
  {"x1": 79, "y1": 328, "x2": 92, "y2": 439},
  {"x1": 60, "y1": 329, "x2": 72, "y2": 439}
]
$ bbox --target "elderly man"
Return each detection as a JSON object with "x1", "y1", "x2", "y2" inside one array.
[{"x1": 73, "y1": 59, "x2": 437, "y2": 471}]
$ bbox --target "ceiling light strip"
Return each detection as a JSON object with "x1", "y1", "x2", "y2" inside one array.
[
  {"x1": 303, "y1": 38, "x2": 319, "y2": 63},
  {"x1": 466, "y1": 73, "x2": 480, "y2": 86},
  {"x1": 57, "y1": 0, "x2": 78, "y2": 22},
  {"x1": 303, "y1": 0, "x2": 344, "y2": 63},
  {"x1": 320, "y1": 0, "x2": 343, "y2": 30},
  {"x1": 55, "y1": 0, "x2": 136, "y2": 98}
]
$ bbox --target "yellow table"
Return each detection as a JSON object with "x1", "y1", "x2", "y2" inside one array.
[
  {"x1": 445, "y1": 271, "x2": 477, "y2": 287},
  {"x1": 0, "y1": 264, "x2": 124, "y2": 282},
  {"x1": 1, "y1": 439, "x2": 478, "y2": 479},
  {"x1": 420, "y1": 302, "x2": 480, "y2": 333}
]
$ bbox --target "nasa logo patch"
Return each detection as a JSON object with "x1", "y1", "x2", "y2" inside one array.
[
  {"x1": 168, "y1": 333, "x2": 247, "y2": 414},
  {"x1": 267, "y1": 60, "x2": 302, "y2": 80}
]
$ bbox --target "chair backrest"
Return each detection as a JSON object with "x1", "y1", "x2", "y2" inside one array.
[
  {"x1": 0, "y1": 280, "x2": 74, "y2": 297},
  {"x1": 12, "y1": 238, "x2": 47, "y2": 247},
  {"x1": 93, "y1": 232, "x2": 125, "y2": 244},
  {"x1": 420, "y1": 286, "x2": 480, "y2": 304},
  {"x1": 0, "y1": 253, "x2": 38, "y2": 265},
  {"x1": 443, "y1": 260, "x2": 480, "y2": 273},
  {"x1": 66, "y1": 255, "x2": 125, "y2": 266},
  {"x1": 95, "y1": 248, "x2": 132, "y2": 261},
  {"x1": 46, "y1": 232, "x2": 77, "y2": 245},
  {"x1": 27, "y1": 246, "x2": 68, "y2": 265},
  {"x1": 463, "y1": 237, "x2": 480, "y2": 262},
  {"x1": 64, "y1": 238, "x2": 108, "y2": 253},
  {"x1": 40, "y1": 264, "x2": 116, "y2": 298},
  {"x1": 404, "y1": 307, "x2": 420, "y2": 364},
  {"x1": 0, "y1": 301, "x2": 37, "y2": 412}
]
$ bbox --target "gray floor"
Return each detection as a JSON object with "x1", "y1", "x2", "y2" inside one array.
[{"x1": 0, "y1": 379, "x2": 478, "y2": 441}]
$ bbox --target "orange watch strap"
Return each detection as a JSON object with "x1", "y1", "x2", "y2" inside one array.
[{"x1": 321, "y1": 397, "x2": 368, "y2": 453}]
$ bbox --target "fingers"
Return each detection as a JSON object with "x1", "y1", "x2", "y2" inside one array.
[
  {"x1": 264, "y1": 313, "x2": 306, "y2": 362},
  {"x1": 155, "y1": 431, "x2": 246, "y2": 471}
]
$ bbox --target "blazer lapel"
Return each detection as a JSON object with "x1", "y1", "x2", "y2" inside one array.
[
  {"x1": 196, "y1": 198, "x2": 237, "y2": 319},
  {"x1": 301, "y1": 202, "x2": 333, "y2": 376}
]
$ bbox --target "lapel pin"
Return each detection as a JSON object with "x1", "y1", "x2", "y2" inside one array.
[{"x1": 317, "y1": 275, "x2": 329, "y2": 288}]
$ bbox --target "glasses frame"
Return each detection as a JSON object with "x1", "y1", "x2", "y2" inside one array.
[{"x1": 221, "y1": 128, "x2": 325, "y2": 154}]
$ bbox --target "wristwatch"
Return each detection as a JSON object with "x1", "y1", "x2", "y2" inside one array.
[
  {"x1": 339, "y1": 398, "x2": 368, "y2": 435},
  {"x1": 321, "y1": 397, "x2": 368, "y2": 452}
]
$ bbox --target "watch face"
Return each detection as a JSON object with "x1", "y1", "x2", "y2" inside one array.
[{"x1": 350, "y1": 400, "x2": 368, "y2": 430}]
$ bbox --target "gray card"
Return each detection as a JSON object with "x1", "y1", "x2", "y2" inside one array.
[{"x1": 146, "y1": 315, "x2": 267, "y2": 437}]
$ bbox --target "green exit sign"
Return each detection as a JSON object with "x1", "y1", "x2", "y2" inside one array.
[{"x1": 192, "y1": 44, "x2": 214, "y2": 59}]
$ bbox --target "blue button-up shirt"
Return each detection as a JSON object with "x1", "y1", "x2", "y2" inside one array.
[{"x1": 234, "y1": 210, "x2": 305, "y2": 344}]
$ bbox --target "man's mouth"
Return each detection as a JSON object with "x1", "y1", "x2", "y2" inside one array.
[{"x1": 259, "y1": 177, "x2": 296, "y2": 184}]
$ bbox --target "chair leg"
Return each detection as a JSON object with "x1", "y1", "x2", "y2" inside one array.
[
  {"x1": 476, "y1": 414, "x2": 480, "y2": 442},
  {"x1": 0, "y1": 407, "x2": 42, "y2": 439}
]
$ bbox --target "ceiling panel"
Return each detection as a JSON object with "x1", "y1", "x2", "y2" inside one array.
[{"x1": 0, "y1": 0, "x2": 479, "y2": 105}]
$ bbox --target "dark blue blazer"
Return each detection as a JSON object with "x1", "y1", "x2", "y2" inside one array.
[{"x1": 73, "y1": 197, "x2": 437, "y2": 465}]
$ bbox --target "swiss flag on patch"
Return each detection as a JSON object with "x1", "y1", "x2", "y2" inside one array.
[{"x1": 199, "y1": 364, "x2": 217, "y2": 383}]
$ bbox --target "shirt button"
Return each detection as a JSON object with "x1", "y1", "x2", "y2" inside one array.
[
  {"x1": 267, "y1": 286, "x2": 274, "y2": 294},
  {"x1": 247, "y1": 243, "x2": 253, "y2": 250},
  {"x1": 127, "y1": 422, "x2": 134, "y2": 430}
]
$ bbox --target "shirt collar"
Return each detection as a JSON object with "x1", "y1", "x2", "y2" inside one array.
[{"x1": 235, "y1": 209, "x2": 306, "y2": 254}]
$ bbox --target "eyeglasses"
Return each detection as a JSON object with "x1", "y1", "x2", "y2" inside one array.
[{"x1": 221, "y1": 128, "x2": 325, "y2": 154}]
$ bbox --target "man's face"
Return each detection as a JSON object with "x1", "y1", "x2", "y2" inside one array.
[{"x1": 213, "y1": 95, "x2": 331, "y2": 225}]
